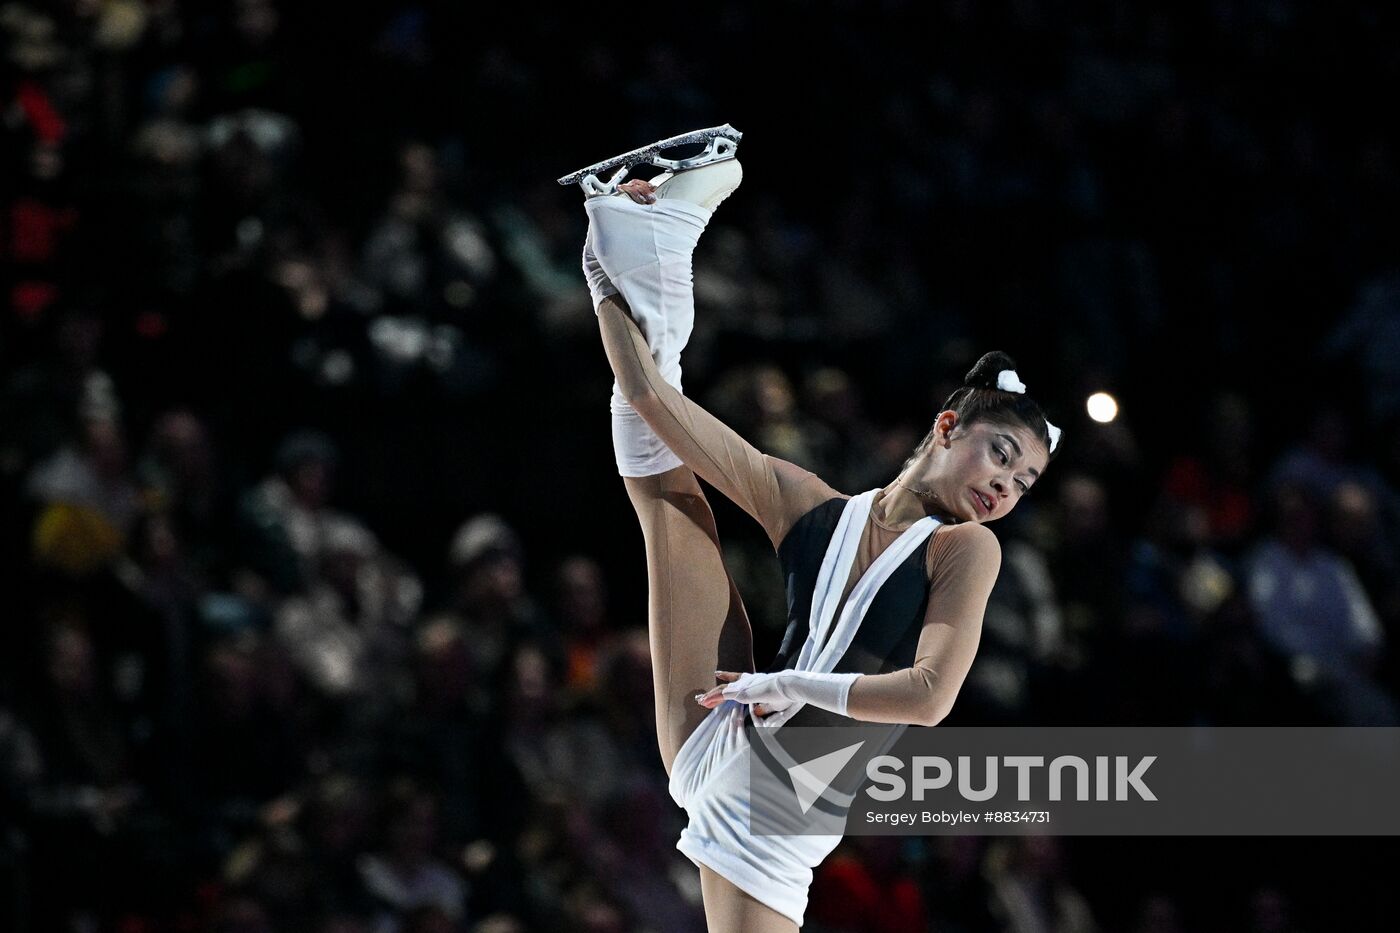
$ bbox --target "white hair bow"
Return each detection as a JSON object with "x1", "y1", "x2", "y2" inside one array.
[
  {"x1": 997, "y1": 369, "x2": 1027, "y2": 393},
  {"x1": 996, "y1": 368, "x2": 1059, "y2": 453}
]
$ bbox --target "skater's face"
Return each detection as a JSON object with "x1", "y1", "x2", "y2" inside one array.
[{"x1": 910, "y1": 412, "x2": 1047, "y2": 524}]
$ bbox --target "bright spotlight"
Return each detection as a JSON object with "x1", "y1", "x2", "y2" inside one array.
[{"x1": 1086, "y1": 392, "x2": 1118, "y2": 423}]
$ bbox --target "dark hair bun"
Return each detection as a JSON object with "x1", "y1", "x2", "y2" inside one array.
[{"x1": 963, "y1": 350, "x2": 1020, "y2": 391}]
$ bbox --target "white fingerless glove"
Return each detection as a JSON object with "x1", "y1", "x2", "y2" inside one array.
[{"x1": 721, "y1": 670, "x2": 863, "y2": 717}]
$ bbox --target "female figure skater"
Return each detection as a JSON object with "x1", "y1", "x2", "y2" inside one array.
[{"x1": 576, "y1": 144, "x2": 1060, "y2": 931}]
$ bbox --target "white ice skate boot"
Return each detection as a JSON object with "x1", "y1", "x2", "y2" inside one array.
[
  {"x1": 578, "y1": 155, "x2": 743, "y2": 309},
  {"x1": 577, "y1": 125, "x2": 743, "y2": 310},
  {"x1": 649, "y1": 158, "x2": 743, "y2": 212},
  {"x1": 574, "y1": 123, "x2": 744, "y2": 311}
]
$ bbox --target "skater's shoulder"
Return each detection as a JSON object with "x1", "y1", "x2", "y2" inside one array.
[
  {"x1": 753, "y1": 454, "x2": 845, "y2": 550},
  {"x1": 928, "y1": 521, "x2": 1002, "y2": 570},
  {"x1": 766, "y1": 455, "x2": 845, "y2": 505}
]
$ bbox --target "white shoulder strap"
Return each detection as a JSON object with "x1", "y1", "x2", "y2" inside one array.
[{"x1": 792, "y1": 490, "x2": 874, "y2": 672}]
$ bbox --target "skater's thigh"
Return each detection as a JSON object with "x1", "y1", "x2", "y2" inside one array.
[
  {"x1": 624, "y1": 467, "x2": 755, "y2": 771},
  {"x1": 699, "y1": 865, "x2": 799, "y2": 933}
]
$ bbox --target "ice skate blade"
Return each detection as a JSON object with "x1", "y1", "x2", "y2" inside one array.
[{"x1": 558, "y1": 124, "x2": 743, "y2": 199}]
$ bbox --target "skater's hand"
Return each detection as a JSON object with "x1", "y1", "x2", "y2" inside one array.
[
  {"x1": 696, "y1": 670, "x2": 792, "y2": 719},
  {"x1": 618, "y1": 178, "x2": 657, "y2": 204}
]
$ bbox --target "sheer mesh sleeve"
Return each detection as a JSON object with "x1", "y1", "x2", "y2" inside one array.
[
  {"x1": 598, "y1": 296, "x2": 838, "y2": 546},
  {"x1": 844, "y1": 522, "x2": 1001, "y2": 726}
]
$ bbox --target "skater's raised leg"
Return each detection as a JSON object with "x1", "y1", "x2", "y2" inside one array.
[
  {"x1": 623, "y1": 465, "x2": 755, "y2": 772},
  {"x1": 579, "y1": 140, "x2": 752, "y2": 772}
]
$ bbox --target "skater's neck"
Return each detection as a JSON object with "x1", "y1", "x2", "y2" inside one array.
[{"x1": 875, "y1": 479, "x2": 960, "y2": 529}]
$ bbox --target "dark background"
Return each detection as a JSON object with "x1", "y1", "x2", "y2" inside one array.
[{"x1": 3, "y1": 1, "x2": 1400, "y2": 930}]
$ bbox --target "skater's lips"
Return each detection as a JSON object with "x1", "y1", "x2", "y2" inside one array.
[{"x1": 970, "y1": 488, "x2": 994, "y2": 517}]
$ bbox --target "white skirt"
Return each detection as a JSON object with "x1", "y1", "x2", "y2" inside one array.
[{"x1": 668, "y1": 699, "x2": 844, "y2": 928}]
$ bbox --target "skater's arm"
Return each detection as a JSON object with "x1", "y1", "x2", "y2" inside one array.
[
  {"x1": 844, "y1": 523, "x2": 1000, "y2": 726},
  {"x1": 700, "y1": 523, "x2": 1000, "y2": 726},
  {"x1": 598, "y1": 295, "x2": 837, "y2": 546}
]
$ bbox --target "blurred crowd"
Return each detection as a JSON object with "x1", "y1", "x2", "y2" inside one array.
[{"x1": 3, "y1": 0, "x2": 1400, "y2": 931}]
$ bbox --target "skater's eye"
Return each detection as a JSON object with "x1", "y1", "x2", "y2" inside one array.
[{"x1": 993, "y1": 445, "x2": 1031, "y2": 494}]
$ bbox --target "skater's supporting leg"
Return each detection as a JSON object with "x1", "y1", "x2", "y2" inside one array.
[{"x1": 699, "y1": 866, "x2": 799, "y2": 933}]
